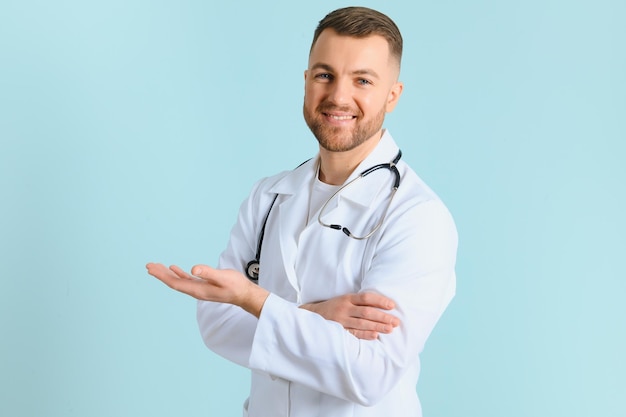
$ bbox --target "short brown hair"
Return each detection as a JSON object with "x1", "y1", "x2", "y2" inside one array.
[{"x1": 310, "y1": 7, "x2": 403, "y2": 67}]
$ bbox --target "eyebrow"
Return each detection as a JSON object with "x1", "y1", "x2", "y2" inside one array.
[{"x1": 310, "y1": 63, "x2": 380, "y2": 79}]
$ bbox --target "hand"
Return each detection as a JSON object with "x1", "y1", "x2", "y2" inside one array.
[
  {"x1": 146, "y1": 263, "x2": 269, "y2": 317},
  {"x1": 300, "y1": 293, "x2": 400, "y2": 340}
]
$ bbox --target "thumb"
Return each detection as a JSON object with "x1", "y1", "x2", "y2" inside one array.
[{"x1": 191, "y1": 264, "x2": 217, "y2": 280}]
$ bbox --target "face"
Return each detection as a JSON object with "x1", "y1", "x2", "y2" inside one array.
[{"x1": 303, "y1": 29, "x2": 403, "y2": 153}]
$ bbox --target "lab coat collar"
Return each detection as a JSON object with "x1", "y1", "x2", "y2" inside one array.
[
  {"x1": 268, "y1": 129, "x2": 400, "y2": 207},
  {"x1": 268, "y1": 156, "x2": 318, "y2": 197}
]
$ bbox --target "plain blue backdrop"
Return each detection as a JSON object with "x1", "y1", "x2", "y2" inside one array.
[{"x1": 1, "y1": 1, "x2": 624, "y2": 416}]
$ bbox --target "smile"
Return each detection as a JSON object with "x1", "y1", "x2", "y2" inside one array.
[{"x1": 323, "y1": 113, "x2": 356, "y2": 121}]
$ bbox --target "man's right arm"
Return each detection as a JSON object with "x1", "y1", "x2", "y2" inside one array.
[
  {"x1": 197, "y1": 289, "x2": 399, "y2": 366},
  {"x1": 196, "y1": 179, "x2": 395, "y2": 366}
]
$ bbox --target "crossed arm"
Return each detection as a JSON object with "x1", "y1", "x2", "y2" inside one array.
[{"x1": 146, "y1": 263, "x2": 399, "y2": 340}]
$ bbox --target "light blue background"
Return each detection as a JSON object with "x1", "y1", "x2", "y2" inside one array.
[{"x1": 1, "y1": 0, "x2": 624, "y2": 416}]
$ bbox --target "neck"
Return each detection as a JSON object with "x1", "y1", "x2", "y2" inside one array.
[{"x1": 318, "y1": 131, "x2": 383, "y2": 185}]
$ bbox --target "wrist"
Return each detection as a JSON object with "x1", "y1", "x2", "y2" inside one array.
[{"x1": 238, "y1": 283, "x2": 270, "y2": 318}]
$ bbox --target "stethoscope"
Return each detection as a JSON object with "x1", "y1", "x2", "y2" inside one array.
[{"x1": 246, "y1": 150, "x2": 402, "y2": 281}]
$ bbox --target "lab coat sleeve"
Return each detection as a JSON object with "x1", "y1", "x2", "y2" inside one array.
[
  {"x1": 196, "y1": 178, "x2": 273, "y2": 367},
  {"x1": 248, "y1": 199, "x2": 457, "y2": 406}
]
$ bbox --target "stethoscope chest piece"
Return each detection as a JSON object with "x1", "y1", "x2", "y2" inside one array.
[{"x1": 246, "y1": 260, "x2": 260, "y2": 282}]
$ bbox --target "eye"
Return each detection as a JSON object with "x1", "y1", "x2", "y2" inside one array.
[
  {"x1": 314, "y1": 73, "x2": 333, "y2": 82},
  {"x1": 357, "y1": 78, "x2": 372, "y2": 86}
]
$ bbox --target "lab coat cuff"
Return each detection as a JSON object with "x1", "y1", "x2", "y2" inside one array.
[{"x1": 248, "y1": 293, "x2": 291, "y2": 373}]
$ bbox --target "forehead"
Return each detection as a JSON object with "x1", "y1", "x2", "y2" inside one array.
[{"x1": 308, "y1": 29, "x2": 392, "y2": 72}]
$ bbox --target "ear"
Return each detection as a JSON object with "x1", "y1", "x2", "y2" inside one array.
[{"x1": 385, "y1": 81, "x2": 404, "y2": 113}]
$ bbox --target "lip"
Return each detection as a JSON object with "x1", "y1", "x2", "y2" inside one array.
[{"x1": 322, "y1": 111, "x2": 357, "y2": 125}]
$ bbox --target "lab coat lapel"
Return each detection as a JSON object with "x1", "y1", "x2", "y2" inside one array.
[{"x1": 268, "y1": 159, "x2": 318, "y2": 294}]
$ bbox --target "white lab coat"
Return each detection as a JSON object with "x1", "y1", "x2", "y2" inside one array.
[{"x1": 197, "y1": 130, "x2": 457, "y2": 417}]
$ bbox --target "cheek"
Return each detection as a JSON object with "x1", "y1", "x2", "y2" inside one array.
[
  {"x1": 356, "y1": 92, "x2": 387, "y2": 114},
  {"x1": 304, "y1": 85, "x2": 322, "y2": 107}
]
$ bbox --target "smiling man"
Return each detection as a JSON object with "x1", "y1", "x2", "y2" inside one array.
[
  {"x1": 147, "y1": 7, "x2": 457, "y2": 417},
  {"x1": 303, "y1": 27, "x2": 403, "y2": 185}
]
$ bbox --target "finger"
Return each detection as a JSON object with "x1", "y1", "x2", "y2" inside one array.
[
  {"x1": 352, "y1": 306, "x2": 400, "y2": 327},
  {"x1": 146, "y1": 263, "x2": 178, "y2": 281},
  {"x1": 352, "y1": 292, "x2": 396, "y2": 310},
  {"x1": 337, "y1": 314, "x2": 395, "y2": 333},
  {"x1": 350, "y1": 318, "x2": 395, "y2": 333},
  {"x1": 147, "y1": 263, "x2": 215, "y2": 301},
  {"x1": 190, "y1": 264, "x2": 219, "y2": 282},
  {"x1": 147, "y1": 263, "x2": 185, "y2": 287},
  {"x1": 169, "y1": 265, "x2": 198, "y2": 281}
]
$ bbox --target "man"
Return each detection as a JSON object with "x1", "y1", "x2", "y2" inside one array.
[{"x1": 147, "y1": 6, "x2": 457, "y2": 417}]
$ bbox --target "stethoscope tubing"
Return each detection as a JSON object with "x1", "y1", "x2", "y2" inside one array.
[
  {"x1": 246, "y1": 150, "x2": 402, "y2": 281},
  {"x1": 318, "y1": 150, "x2": 401, "y2": 239}
]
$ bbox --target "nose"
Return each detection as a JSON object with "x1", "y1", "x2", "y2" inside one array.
[{"x1": 327, "y1": 78, "x2": 351, "y2": 106}]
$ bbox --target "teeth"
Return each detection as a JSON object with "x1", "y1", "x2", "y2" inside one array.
[{"x1": 329, "y1": 115, "x2": 353, "y2": 120}]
